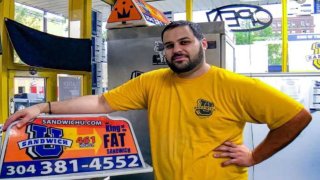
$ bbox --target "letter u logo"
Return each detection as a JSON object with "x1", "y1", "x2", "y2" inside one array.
[{"x1": 26, "y1": 124, "x2": 64, "y2": 159}]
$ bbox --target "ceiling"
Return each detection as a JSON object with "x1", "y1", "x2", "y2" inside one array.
[{"x1": 15, "y1": 0, "x2": 283, "y2": 21}]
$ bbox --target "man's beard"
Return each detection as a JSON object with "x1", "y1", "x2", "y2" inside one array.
[{"x1": 166, "y1": 45, "x2": 204, "y2": 74}]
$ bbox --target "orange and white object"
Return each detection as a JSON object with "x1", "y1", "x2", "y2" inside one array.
[
  {"x1": 0, "y1": 114, "x2": 152, "y2": 179},
  {"x1": 106, "y1": 0, "x2": 170, "y2": 29}
]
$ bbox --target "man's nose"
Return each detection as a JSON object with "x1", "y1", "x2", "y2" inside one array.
[{"x1": 173, "y1": 44, "x2": 183, "y2": 53}]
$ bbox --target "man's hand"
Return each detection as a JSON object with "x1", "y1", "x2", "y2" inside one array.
[
  {"x1": 3, "y1": 103, "x2": 44, "y2": 131},
  {"x1": 213, "y1": 141, "x2": 255, "y2": 167}
]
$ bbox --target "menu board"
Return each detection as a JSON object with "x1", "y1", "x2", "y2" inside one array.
[{"x1": 0, "y1": 115, "x2": 152, "y2": 179}]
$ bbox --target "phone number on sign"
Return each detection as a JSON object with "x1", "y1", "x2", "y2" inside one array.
[{"x1": 1, "y1": 154, "x2": 142, "y2": 178}]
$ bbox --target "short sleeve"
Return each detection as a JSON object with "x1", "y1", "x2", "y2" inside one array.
[
  {"x1": 103, "y1": 75, "x2": 147, "y2": 111},
  {"x1": 241, "y1": 79, "x2": 304, "y2": 129}
]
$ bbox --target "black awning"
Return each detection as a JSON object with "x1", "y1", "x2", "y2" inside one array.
[{"x1": 5, "y1": 18, "x2": 91, "y2": 72}]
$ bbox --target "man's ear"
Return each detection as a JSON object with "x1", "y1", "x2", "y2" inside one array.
[{"x1": 201, "y1": 38, "x2": 208, "y2": 50}]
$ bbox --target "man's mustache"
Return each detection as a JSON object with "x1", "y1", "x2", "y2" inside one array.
[{"x1": 172, "y1": 53, "x2": 189, "y2": 60}]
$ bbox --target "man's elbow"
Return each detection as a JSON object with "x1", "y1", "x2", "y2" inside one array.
[
  {"x1": 281, "y1": 108, "x2": 312, "y2": 136},
  {"x1": 297, "y1": 108, "x2": 312, "y2": 129}
]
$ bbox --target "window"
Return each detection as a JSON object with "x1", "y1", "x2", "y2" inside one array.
[
  {"x1": 14, "y1": 2, "x2": 68, "y2": 36},
  {"x1": 15, "y1": 3, "x2": 44, "y2": 31},
  {"x1": 13, "y1": 1, "x2": 69, "y2": 65}
]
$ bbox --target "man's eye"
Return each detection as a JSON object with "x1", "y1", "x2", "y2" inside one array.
[
  {"x1": 181, "y1": 41, "x2": 190, "y2": 45},
  {"x1": 165, "y1": 44, "x2": 173, "y2": 49}
]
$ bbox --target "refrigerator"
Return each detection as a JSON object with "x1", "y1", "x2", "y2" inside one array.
[{"x1": 106, "y1": 21, "x2": 234, "y2": 180}]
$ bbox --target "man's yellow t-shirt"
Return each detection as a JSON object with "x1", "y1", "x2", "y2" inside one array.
[{"x1": 103, "y1": 66, "x2": 303, "y2": 180}]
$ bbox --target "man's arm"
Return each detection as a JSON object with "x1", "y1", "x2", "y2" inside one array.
[
  {"x1": 214, "y1": 108, "x2": 312, "y2": 167},
  {"x1": 3, "y1": 94, "x2": 113, "y2": 131},
  {"x1": 250, "y1": 108, "x2": 312, "y2": 164}
]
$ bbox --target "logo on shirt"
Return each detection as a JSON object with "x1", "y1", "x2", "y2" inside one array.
[{"x1": 194, "y1": 99, "x2": 215, "y2": 117}]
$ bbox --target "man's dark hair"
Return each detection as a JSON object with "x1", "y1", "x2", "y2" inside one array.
[{"x1": 161, "y1": 20, "x2": 204, "y2": 41}]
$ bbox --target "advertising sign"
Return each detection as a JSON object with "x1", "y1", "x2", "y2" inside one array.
[
  {"x1": 287, "y1": 34, "x2": 320, "y2": 72},
  {"x1": 0, "y1": 115, "x2": 152, "y2": 179},
  {"x1": 206, "y1": 4, "x2": 273, "y2": 32},
  {"x1": 106, "y1": 0, "x2": 170, "y2": 29}
]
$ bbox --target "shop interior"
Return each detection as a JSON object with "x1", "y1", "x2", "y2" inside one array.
[{"x1": 0, "y1": 0, "x2": 319, "y2": 179}]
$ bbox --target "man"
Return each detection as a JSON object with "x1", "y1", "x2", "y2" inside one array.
[{"x1": 4, "y1": 21, "x2": 312, "y2": 180}]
